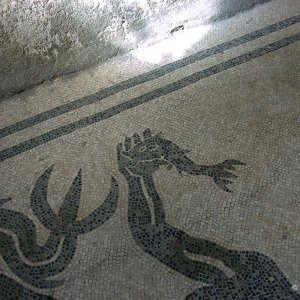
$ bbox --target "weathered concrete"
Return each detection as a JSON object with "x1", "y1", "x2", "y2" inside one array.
[{"x1": 0, "y1": 0, "x2": 270, "y2": 99}]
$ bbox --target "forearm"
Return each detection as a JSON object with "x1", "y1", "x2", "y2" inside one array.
[{"x1": 143, "y1": 175, "x2": 166, "y2": 224}]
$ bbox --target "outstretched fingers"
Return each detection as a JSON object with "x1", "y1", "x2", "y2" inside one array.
[
  {"x1": 213, "y1": 178, "x2": 234, "y2": 193},
  {"x1": 117, "y1": 143, "x2": 124, "y2": 160},
  {"x1": 219, "y1": 159, "x2": 246, "y2": 179},
  {"x1": 143, "y1": 128, "x2": 152, "y2": 139},
  {"x1": 225, "y1": 165, "x2": 236, "y2": 171},
  {"x1": 219, "y1": 169, "x2": 238, "y2": 179},
  {"x1": 222, "y1": 159, "x2": 246, "y2": 167},
  {"x1": 227, "y1": 159, "x2": 246, "y2": 165},
  {"x1": 117, "y1": 142, "x2": 131, "y2": 178},
  {"x1": 213, "y1": 159, "x2": 245, "y2": 192},
  {"x1": 133, "y1": 132, "x2": 141, "y2": 144}
]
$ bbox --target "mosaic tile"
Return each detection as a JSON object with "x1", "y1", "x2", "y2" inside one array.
[
  {"x1": 0, "y1": 15, "x2": 299, "y2": 140},
  {"x1": 1, "y1": 5, "x2": 300, "y2": 299}
]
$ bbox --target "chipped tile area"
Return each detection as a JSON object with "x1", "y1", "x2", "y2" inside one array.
[{"x1": 1, "y1": 2, "x2": 300, "y2": 300}]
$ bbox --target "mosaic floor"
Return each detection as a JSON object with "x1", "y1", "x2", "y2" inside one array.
[{"x1": 1, "y1": 1, "x2": 300, "y2": 299}]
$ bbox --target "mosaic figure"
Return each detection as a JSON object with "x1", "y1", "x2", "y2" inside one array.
[
  {"x1": 117, "y1": 129, "x2": 300, "y2": 299},
  {"x1": 0, "y1": 166, "x2": 119, "y2": 298},
  {"x1": 185, "y1": 250, "x2": 300, "y2": 299}
]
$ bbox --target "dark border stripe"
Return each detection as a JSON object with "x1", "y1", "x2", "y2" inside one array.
[
  {"x1": 1, "y1": 15, "x2": 299, "y2": 139},
  {"x1": 1, "y1": 32, "x2": 299, "y2": 163}
]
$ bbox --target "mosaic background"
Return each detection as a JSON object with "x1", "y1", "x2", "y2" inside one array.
[{"x1": 0, "y1": 2, "x2": 300, "y2": 299}]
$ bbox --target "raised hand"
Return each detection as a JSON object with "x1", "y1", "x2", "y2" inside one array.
[
  {"x1": 117, "y1": 130, "x2": 245, "y2": 192},
  {"x1": 117, "y1": 130, "x2": 145, "y2": 177},
  {"x1": 117, "y1": 142, "x2": 132, "y2": 179},
  {"x1": 117, "y1": 129, "x2": 164, "y2": 177},
  {"x1": 208, "y1": 159, "x2": 245, "y2": 193}
]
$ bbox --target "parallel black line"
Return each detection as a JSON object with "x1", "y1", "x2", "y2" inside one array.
[
  {"x1": 0, "y1": 15, "x2": 299, "y2": 139},
  {"x1": 1, "y1": 32, "x2": 299, "y2": 163}
]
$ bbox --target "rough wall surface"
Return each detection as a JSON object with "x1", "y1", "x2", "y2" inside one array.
[{"x1": 0, "y1": 0, "x2": 270, "y2": 99}]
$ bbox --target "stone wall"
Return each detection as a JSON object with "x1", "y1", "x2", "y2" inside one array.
[{"x1": 0, "y1": 0, "x2": 270, "y2": 99}]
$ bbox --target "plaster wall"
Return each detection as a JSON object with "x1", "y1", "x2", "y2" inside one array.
[{"x1": 0, "y1": 0, "x2": 270, "y2": 99}]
